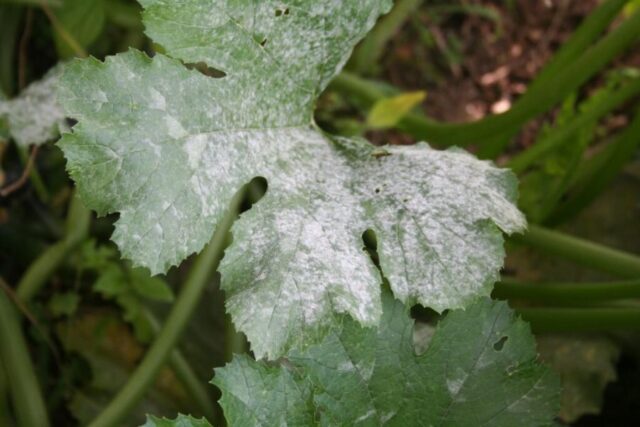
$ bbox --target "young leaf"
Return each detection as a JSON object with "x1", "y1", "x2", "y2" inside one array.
[
  {"x1": 58, "y1": 0, "x2": 525, "y2": 358},
  {"x1": 367, "y1": 90, "x2": 426, "y2": 129},
  {"x1": 213, "y1": 294, "x2": 560, "y2": 426},
  {"x1": 48, "y1": 291, "x2": 80, "y2": 318},
  {"x1": 94, "y1": 263, "x2": 174, "y2": 343},
  {"x1": 0, "y1": 64, "x2": 67, "y2": 146}
]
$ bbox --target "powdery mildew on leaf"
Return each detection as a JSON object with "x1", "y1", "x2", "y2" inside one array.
[
  {"x1": 0, "y1": 65, "x2": 68, "y2": 146},
  {"x1": 214, "y1": 294, "x2": 560, "y2": 427},
  {"x1": 141, "y1": 414, "x2": 212, "y2": 427},
  {"x1": 58, "y1": 0, "x2": 526, "y2": 358}
]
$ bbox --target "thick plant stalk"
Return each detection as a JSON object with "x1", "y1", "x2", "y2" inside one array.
[
  {"x1": 478, "y1": 0, "x2": 631, "y2": 157},
  {"x1": 16, "y1": 192, "x2": 91, "y2": 302},
  {"x1": 87, "y1": 191, "x2": 243, "y2": 427},
  {"x1": 524, "y1": 0, "x2": 629, "y2": 95},
  {"x1": 0, "y1": 290, "x2": 50, "y2": 427},
  {"x1": 330, "y1": 6, "x2": 640, "y2": 147},
  {"x1": 494, "y1": 278, "x2": 640, "y2": 303},
  {"x1": 143, "y1": 309, "x2": 218, "y2": 422},
  {"x1": 519, "y1": 307, "x2": 640, "y2": 332},
  {"x1": 512, "y1": 224, "x2": 640, "y2": 278}
]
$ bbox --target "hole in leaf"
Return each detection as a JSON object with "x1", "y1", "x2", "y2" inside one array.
[
  {"x1": 362, "y1": 229, "x2": 379, "y2": 267},
  {"x1": 493, "y1": 336, "x2": 508, "y2": 351},
  {"x1": 240, "y1": 177, "x2": 268, "y2": 213},
  {"x1": 275, "y1": 7, "x2": 290, "y2": 16}
]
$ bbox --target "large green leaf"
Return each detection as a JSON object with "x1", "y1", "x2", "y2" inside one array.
[
  {"x1": 141, "y1": 414, "x2": 211, "y2": 427},
  {"x1": 0, "y1": 65, "x2": 67, "y2": 146},
  {"x1": 58, "y1": 0, "x2": 525, "y2": 358},
  {"x1": 213, "y1": 294, "x2": 560, "y2": 426}
]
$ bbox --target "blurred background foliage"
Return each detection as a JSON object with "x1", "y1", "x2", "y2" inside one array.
[{"x1": 0, "y1": 0, "x2": 639, "y2": 426}]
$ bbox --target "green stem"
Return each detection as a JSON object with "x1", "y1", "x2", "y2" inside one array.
[
  {"x1": 331, "y1": 6, "x2": 640, "y2": 147},
  {"x1": 521, "y1": 0, "x2": 629, "y2": 96},
  {"x1": 518, "y1": 307, "x2": 640, "y2": 332},
  {"x1": 512, "y1": 224, "x2": 640, "y2": 278},
  {"x1": 477, "y1": 0, "x2": 629, "y2": 157},
  {"x1": 16, "y1": 192, "x2": 90, "y2": 302},
  {"x1": 0, "y1": 5, "x2": 22, "y2": 96},
  {"x1": 507, "y1": 79, "x2": 640, "y2": 173},
  {"x1": 88, "y1": 191, "x2": 243, "y2": 427},
  {"x1": 0, "y1": 358, "x2": 14, "y2": 427},
  {"x1": 494, "y1": 277, "x2": 640, "y2": 303},
  {"x1": 16, "y1": 146, "x2": 49, "y2": 203},
  {"x1": 143, "y1": 309, "x2": 218, "y2": 422},
  {"x1": 548, "y1": 105, "x2": 640, "y2": 224},
  {"x1": 0, "y1": 290, "x2": 50, "y2": 427},
  {"x1": 349, "y1": 0, "x2": 424, "y2": 75}
]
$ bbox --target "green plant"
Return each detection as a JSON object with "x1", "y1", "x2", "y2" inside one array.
[
  {"x1": 51, "y1": 0, "x2": 562, "y2": 425},
  {"x1": 1, "y1": 0, "x2": 640, "y2": 426}
]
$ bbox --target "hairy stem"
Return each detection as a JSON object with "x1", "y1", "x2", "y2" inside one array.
[
  {"x1": 512, "y1": 224, "x2": 640, "y2": 278},
  {"x1": 0, "y1": 289, "x2": 50, "y2": 427},
  {"x1": 88, "y1": 191, "x2": 243, "y2": 427},
  {"x1": 494, "y1": 277, "x2": 640, "y2": 303},
  {"x1": 16, "y1": 192, "x2": 91, "y2": 302}
]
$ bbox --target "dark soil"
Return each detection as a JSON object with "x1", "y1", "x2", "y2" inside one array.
[{"x1": 379, "y1": 0, "x2": 639, "y2": 149}]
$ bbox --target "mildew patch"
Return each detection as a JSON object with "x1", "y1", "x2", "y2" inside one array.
[{"x1": 58, "y1": 0, "x2": 526, "y2": 359}]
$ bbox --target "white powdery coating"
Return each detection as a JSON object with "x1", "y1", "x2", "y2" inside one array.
[
  {"x1": 221, "y1": 129, "x2": 383, "y2": 358},
  {"x1": 58, "y1": 0, "x2": 526, "y2": 359},
  {"x1": 347, "y1": 142, "x2": 527, "y2": 312},
  {"x1": 0, "y1": 65, "x2": 68, "y2": 146},
  {"x1": 140, "y1": 0, "x2": 394, "y2": 105}
]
